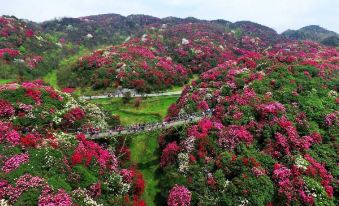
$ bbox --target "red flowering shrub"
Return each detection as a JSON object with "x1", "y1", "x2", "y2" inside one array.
[
  {"x1": 0, "y1": 48, "x2": 20, "y2": 59},
  {"x1": 20, "y1": 133, "x2": 41, "y2": 148},
  {"x1": 25, "y1": 29, "x2": 34, "y2": 38},
  {"x1": 63, "y1": 107, "x2": 86, "y2": 124},
  {"x1": 163, "y1": 23, "x2": 237, "y2": 73},
  {"x1": 304, "y1": 154, "x2": 333, "y2": 198},
  {"x1": 71, "y1": 134, "x2": 118, "y2": 171},
  {"x1": 61, "y1": 88, "x2": 76, "y2": 93},
  {"x1": 0, "y1": 100, "x2": 15, "y2": 117},
  {"x1": 133, "y1": 170, "x2": 145, "y2": 196},
  {"x1": 25, "y1": 88, "x2": 42, "y2": 105},
  {"x1": 160, "y1": 141, "x2": 181, "y2": 168},
  {"x1": 167, "y1": 104, "x2": 181, "y2": 118},
  {"x1": 0, "y1": 16, "x2": 52, "y2": 70}
]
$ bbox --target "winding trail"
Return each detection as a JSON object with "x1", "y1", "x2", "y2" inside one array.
[
  {"x1": 85, "y1": 115, "x2": 203, "y2": 139},
  {"x1": 80, "y1": 90, "x2": 182, "y2": 100}
]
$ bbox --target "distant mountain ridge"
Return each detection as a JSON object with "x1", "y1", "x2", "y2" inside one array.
[
  {"x1": 40, "y1": 13, "x2": 284, "y2": 48},
  {"x1": 282, "y1": 25, "x2": 339, "y2": 47},
  {"x1": 2, "y1": 13, "x2": 336, "y2": 48}
]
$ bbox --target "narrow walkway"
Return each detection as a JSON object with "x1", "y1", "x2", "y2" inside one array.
[
  {"x1": 80, "y1": 91, "x2": 182, "y2": 100},
  {"x1": 85, "y1": 115, "x2": 203, "y2": 139}
]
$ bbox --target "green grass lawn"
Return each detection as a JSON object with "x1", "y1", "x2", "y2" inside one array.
[
  {"x1": 190, "y1": 74, "x2": 199, "y2": 83},
  {"x1": 0, "y1": 79, "x2": 15, "y2": 84},
  {"x1": 129, "y1": 131, "x2": 162, "y2": 206},
  {"x1": 43, "y1": 70, "x2": 59, "y2": 89},
  {"x1": 90, "y1": 95, "x2": 179, "y2": 125}
]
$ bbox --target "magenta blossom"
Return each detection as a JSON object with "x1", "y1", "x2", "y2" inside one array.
[{"x1": 168, "y1": 184, "x2": 191, "y2": 206}]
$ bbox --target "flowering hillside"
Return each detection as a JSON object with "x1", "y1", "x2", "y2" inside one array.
[
  {"x1": 1, "y1": 12, "x2": 338, "y2": 206},
  {"x1": 67, "y1": 22, "x2": 282, "y2": 92},
  {"x1": 0, "y1": 16, "x2": 57, "y2": 69},
  {"x1": 0, "y1": 81, "x2": 146, "y2": 205},
  {"x1": 159, "y1": 41, "x2": 338, "y2": 205},
  {"x1": 161, "y1": 23, "x2": 238, "y2": 73},
  {"x1": 66, "y1": 36, "x2": 191, "y2": 92}
]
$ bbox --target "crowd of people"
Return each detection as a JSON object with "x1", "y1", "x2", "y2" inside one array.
[{"x1": 74, "y1": 109, "x2": 214, "y2": 138}]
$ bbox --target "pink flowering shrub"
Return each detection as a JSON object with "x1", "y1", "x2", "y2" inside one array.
[
  {"x1": 26, "y1": 55, "x2": 43, "y2": 69},
  {"x1": 121, "y1": 169, "x2": 134, "y2": 183},
  {"x1": 257, "y1": 102, "x2": 286, "y2": 118},
  {"x1": 0, "y1": 174, "x2": 45, "y2": 203},
  {"x1": 2, "y1": 153, "x2": 29, "y2": 173},
  {"x1": 272, "y1": 163, "x2": 309, "y2": 204},
  {"x1": 324, "y1": 111, "x2": 338, "y2": 127},
  {"x1": 186, "y1": 118, "x2": 215, "y2": 139},
  {"x1": 38, "y1": 187, "x2": 72, "y2": 206},
  {"x1": 265, "y1": 117, "x2": 322, "y2": 157},
  {"x1": 0, "y1": 121, "x2": 20, "y2": 145},
  {"x1": 167, "y1": 185, "x2": 191, "y2": 206},
  {"x1": 218, "y1": 125, "x2": 253, "y2": 150}
]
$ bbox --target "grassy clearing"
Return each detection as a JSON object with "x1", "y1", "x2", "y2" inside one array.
[
  {"x1": 190, "y1": 74, "x2": 199, "y2": 83},
  {"x1": 90, "y1": 95, "x2": 179, "y2": 125},
  {"x1": 129, "y1": 131, "x2": 162, "y2": 206},
  {"x1": 43, "y1": 70, "x2": 59, "y2": 89},
  {"x1": 0, "y1": 79, "x2": 15, "y2": 84},
  {"x1": 167, "y1": 85, "x2": 184, "y2": 92}
]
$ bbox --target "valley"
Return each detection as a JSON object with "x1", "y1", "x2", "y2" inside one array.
[{"x1": 0, "y1": 10, "x2": 338, "y2": 206}]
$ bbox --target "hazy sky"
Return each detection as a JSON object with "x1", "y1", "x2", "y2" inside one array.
[{"x1": 1, "y1": 0, "x2": 338, "y2": 33}]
